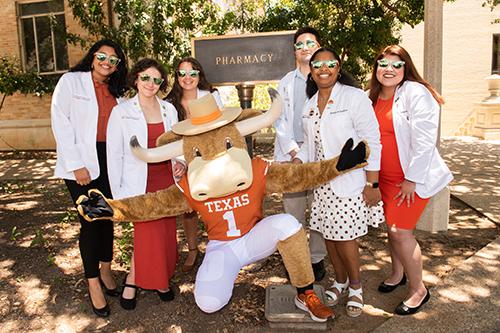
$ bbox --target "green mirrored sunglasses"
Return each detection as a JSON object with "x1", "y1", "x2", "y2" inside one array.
[
  {"x1": 377, "y1": 59, "x2": 405, "y2": 69},
  {"x1": 139, "y1": 73, "x2": 164, "y2": 86},
  {"x1": 311, "y1": 60, "x2": 338, "y2": 69},
  {"x1": 94, "y1": 52, "x2": 121, "y2": 66},
  {"x1": 294, "y1": 39, "x2": 318, "y2": 50},
  {"x1": 177, "y1": 69, "x2": 200, "y2": 78}
]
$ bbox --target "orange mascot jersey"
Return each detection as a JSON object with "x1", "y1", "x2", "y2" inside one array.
[{"x1": 177, "y1": 158, "x2": 270, "y2": 241}]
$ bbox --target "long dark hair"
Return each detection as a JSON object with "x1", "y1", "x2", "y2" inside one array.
[
  {"x1": 128, "y1": 58, "x2": 169, "y2": 93},
  {"x1": 165, "y1": 57, "x2": 216, "y2": 121},
  {"x1": 306, "y1": 48, "x2": 360, "y2": 99},
  {"x1": 368, "y1": 45, "x2": 444, "y2": 105},
  {"x1": 70, "y1": 39, "x2": 128, "y2": 98}
]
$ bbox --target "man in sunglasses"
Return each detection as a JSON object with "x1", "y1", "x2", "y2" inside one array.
[{"x1": 273, "y1": 26, "x2": 327, "y2": 282}]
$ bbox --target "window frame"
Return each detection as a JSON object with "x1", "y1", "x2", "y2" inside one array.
[
  {"x1": 492, "y1": 33, "x2": 500, "y2": 75},
  {"x1": 16, "y1": 0, "x2": 68, "y2": 75}
]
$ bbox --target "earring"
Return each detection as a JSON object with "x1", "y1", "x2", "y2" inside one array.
[{"x1": 338, "y1": 73, "x2": 342, "y2": 79}]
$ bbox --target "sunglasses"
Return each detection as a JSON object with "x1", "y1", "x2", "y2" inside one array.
[
  {"x1": 138, "y1": 73, "x2": 164, "y2": 86},
  {"x1": 177, "y1": 69, "x2": 200, "y2": 78},
  {"x1": 311, "y1": 60, "x2": 339, "y2": 69},
  {"x1": 377, "y1": 59, "x2": 405, "y2": 69},
  {"x1": 294, "y1": 39, "x2": 318, "y2": 50},
  {"x1": 94, "y1": 52, "x2": 121, "y2": 66}
]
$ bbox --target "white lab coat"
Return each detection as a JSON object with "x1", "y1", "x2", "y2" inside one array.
[
  {"x1": 273, "y1": 69, "x2": 306, "y2": 162},
  {"x1": 390, "y1": 81, "x2": 452, "y2": 198},
  {"x1": 106, "y1": 95, "x2": 178, "y2": 200},
  {"x1": 51, "y1": 71, "x2": 121, "y2": 180},
  {"x1": 296, "y1": 82, "x2": 382, "y2": 198}
]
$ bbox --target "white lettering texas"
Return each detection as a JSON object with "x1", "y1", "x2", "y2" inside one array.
[{"x1": 204, "y1": 194, "x2": 250, "y2": 213}]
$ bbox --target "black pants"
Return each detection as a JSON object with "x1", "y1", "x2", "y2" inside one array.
[{"x1": 64, "y1": 142, "x2": 114, "y2": 279}]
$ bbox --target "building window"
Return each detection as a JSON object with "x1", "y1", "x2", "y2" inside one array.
[
  {"x1": 18, "y1": 0, "x2": 69, "y2": 74},
  {"x1": 493, "y1": 34, "x2": 500, "y2": 75}
]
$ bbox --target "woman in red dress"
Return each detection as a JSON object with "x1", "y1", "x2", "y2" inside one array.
[
  {"x1": 369, "y1": 45, "x2": 452, "y2": 315},
  {"x1": 107, "y1": 58, "x2": 185, "y2": 309}
]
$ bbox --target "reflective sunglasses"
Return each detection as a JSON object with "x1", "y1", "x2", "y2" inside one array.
[
  {"x1": 311, "y1": 59, "x2": 339, "y2": 69},
  {"x1": 138, "y1": 73, "x2": 164, "y2": 86},
  {"x1": 294, "y1": 39, "x2": 317, "y2": 50},
  {"x1": 94, "y1": 52, "x2": 121, "y2": 66},
  {"x1": 377, "y1": 59, "x2": 405, "y2": 69},
  {"x1": 177, "y1": 69, "x2": 200, "y2": 78}
]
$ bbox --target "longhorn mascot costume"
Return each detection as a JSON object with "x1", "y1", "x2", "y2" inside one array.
[{"x1": 77, "y1": 89, "x2": 369, "y2": 322}]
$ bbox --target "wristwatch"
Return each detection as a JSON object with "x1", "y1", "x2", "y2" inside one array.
[{"x1": 366, "y1": 181, "x2": 379, "y2": 189}]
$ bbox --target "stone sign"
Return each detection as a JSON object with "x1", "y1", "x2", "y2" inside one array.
[{"x1": 192, "y1": 31, "x2": 295, "y2": 85}]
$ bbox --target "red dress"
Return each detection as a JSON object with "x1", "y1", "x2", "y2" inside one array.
[
  {"x1": 375, "y1": 98, "x2": 429, "y2": 230},
  {"x1": 134, "y1": 122, "x2": 178, "y2": 290}
]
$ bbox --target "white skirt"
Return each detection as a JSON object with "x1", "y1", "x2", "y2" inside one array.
[{"x1": 309, "y1": 182, "x2": 384, "y2": 241}]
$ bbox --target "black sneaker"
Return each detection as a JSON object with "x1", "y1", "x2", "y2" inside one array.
[{"x1": 312, "y1": 260, "x2": 326, "y2": 282}]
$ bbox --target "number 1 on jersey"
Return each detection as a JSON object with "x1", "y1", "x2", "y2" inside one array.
[{"x1": 223, "y1": 210, "x2": 241, "y2": 237}]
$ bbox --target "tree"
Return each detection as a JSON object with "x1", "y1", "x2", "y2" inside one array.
[
  {"x1": 0, "y1": 56, "x2": 53, "y2": 113},
  {"x1": 220, "y1": 0, "x2": 453, "y2": 83},
  {"x1": 67, "y1": 0, "x2": 231, "y2": 67}
]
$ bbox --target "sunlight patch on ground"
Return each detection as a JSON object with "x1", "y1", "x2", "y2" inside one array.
[
  {"x1": 1, "y1": 320, "x2": 21, "y2": 332},
  {"x1": 362, "y1": 304, "x2": 393, "y2": 318},
  {"x1": 2, "y1": 200, "x2": 39, "y2": 210},
  {"x1": 0, "y1": 259, "x2": 14, "y2": 279},
  {"x1": 266, "y1": 276, "x2": 288, "y2": 284},
  {"x1": 18, "y1": 277, "x2": 50, "y2": 315},
  {"x1": 179, "y1": 282, "x2": 194, "y2": 293}
]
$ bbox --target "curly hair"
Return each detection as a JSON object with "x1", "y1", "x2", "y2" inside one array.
[
  {"x1": 128, "y1": 58, "x2": 169, "y2": 93},
  {"x1": 165, "y1": 57, "x2": 216, "y2": 121},
  {"x1": 306, "y1": 47, "x2": 360, "y2": 99},
  {"x1": 70, "y1": 39, "x2": 128, "y2": 98}
]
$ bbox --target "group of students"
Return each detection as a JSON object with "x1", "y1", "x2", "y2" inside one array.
[
  {"x1": 51, "y1": 25, "x2": 452, "y2": 320},
  {"x1": 274, "y1": 27, "x2": 452, "y2": 318},
  {"x1": 51, "y1": 39, "x2": 220, "y2": 317}
]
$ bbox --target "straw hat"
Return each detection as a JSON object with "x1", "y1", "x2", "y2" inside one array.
[{"x1": 172, "y1": 93, "x2": 242, "y2": 136}]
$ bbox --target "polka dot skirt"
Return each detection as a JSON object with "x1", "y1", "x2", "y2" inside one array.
[{"x1": 309, "y1": 108, "x2": 384, "y2": 241}]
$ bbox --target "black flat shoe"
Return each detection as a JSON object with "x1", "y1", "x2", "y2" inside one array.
[
  {"x1": 378, "y1": 274, "x2": 407, "y2": 293},
  {"x1": 312, "y1": 260, "x2": 326, "y2": 282},
  {"x1": 157, "y1": 289, "x2": 174, "y2": 302},
  {"x1": 99, "y1": 276, "x2": 120, "y2": 297},
  {"x1": 120, "y1": 275, "x2": 138, "y2": 310},
  {"x1": 88, "y1": 294, "x2": 110, "y2": 317},
  {"x1": 395, "y1": 288, "x2": 430, "y2": 315}
]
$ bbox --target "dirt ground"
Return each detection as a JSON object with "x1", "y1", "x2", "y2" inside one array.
[{"x1": 0, "y1": 143, "x2": 498, "y2": 333}]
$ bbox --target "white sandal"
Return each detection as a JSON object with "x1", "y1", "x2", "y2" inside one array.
[
  {"x1": 346, "y1": 286, "x2": 363, "y2": 317},
  {"x1": 324, "y1": 278, "x2": 349, "y2": 306}
]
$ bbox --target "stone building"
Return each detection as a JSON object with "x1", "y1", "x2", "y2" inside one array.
[
  {"x1": 0, "y1": 0, "x2": 90, "y2": 150},
  {"x1": 400, "y1": 0, "x2": 500, "y2": 136},
  {"x1": 0, "y1": 0, "x2": 499, "y2": 150}
]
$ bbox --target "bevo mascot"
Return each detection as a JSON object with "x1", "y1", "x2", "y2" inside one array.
[{"x1": 77, "y1": 89, "x2": 369, "y2": 322}]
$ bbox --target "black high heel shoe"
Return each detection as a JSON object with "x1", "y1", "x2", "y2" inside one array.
[
  {"x1": 395, "y1": 287, "x2": 430, "y2": 315},
  {"x1": 120, "y1": 275, "x2": 138, "y2": 310},
  {"x1": 88, "y1": 293, "x2": 110, "y2": 317},
  {"x1": 378, "y1": 273, "x2": 407, "y2": 293},
  {"x1": 157, "y1": 288, "x2": 174, "y2": 302},
  {"x1": 99, "y1": 276, "x2": 120, "y2": 297}
]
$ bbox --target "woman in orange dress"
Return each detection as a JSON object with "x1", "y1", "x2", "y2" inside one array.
[{"x1": 369, "y1": 45, "x2": 452, "y2": 315}]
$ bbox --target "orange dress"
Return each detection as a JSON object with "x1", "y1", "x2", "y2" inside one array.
[{"x1": 375, "y1": 98, "x2": 429, "y2": 230}]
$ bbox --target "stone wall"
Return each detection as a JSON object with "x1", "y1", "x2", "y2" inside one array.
[{"x1": 0, "y1": 0, "x2": 91, "y2": 150}]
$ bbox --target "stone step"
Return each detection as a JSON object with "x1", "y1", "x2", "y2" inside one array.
[{"x1": 265, "y1": 284, "x2": 329, "y2": 331}]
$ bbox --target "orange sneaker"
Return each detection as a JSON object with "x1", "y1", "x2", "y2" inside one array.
[{"x1": 295, "y1": 290, "x2": 334, "y2": 322}]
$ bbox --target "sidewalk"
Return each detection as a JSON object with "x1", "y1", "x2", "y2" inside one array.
[{"x1": 373, "y1": 136, "x2": 500, "y2": 332}]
